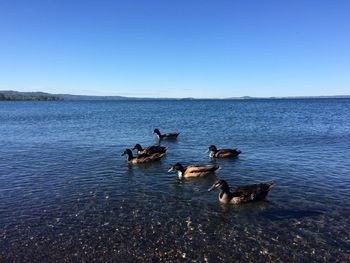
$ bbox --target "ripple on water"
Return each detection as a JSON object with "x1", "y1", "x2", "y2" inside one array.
[{"x1": 1, "y1": 99, "x2": 350, "y2": 262}]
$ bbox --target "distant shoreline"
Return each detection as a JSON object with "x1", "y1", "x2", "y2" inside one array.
[
  {"x1": 0, "y1": 92, "x2": 62, "y2": 101},
  {"x1": 0, "y1": 90, "x2": 349, "y2": 101}
]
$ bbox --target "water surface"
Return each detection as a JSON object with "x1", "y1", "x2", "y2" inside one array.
[{"x1": 1, "y1": 99, "x2": 350, "y2": 262}]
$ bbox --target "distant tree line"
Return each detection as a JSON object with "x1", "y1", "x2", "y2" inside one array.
[{"x1": 0, "y1": 93, "x2": 63, "y2": 101}]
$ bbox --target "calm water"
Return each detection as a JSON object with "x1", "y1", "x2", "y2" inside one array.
[{"x1": 1, "y1": 99, "x2": 350, "y2": 262}]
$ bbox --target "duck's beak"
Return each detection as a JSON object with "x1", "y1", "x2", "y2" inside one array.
[
  {"x1": 168, "y1": 166, "x2": 175, "y2": 173},
  {"x1": 121, "y1": 152, "x2": 126, "y2": 156},
  {"x1": 204, "y1": 149, "x2": 209, "y2": 153},
  {"x1": 208, "y1": 184, "x2": 216, "y2": 192}
]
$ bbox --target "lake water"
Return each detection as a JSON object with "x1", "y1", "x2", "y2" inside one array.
[{"x1": 1, "y1": 99, "x2": 350, "y2": 262}]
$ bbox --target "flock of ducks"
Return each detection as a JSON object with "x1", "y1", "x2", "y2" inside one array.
[{"x1": 122, "y1": 129, "x2": 274, "y2": 205}]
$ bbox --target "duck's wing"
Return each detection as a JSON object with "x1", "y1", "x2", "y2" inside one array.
[
  {"x1": 216, "y1": 149, "x2": 241, "y2": 157},
  {"x1": 164, "y1": 132, "x2": 179, "y2": 137},
  {"x1": 215, "y1": 150, "x2": 235, "y2": 157},
  {"x1": 137, "y1": 152, "x2": 150, "y2": 158},
  {"x1": 145, "y1": 145, "x2": 167, "y2": 154},
  {"x1": 232, "y1": 182, "x2": 274, "y2": 201},
  {"x1": 136, "y1": 153, "x2": 165, "y2": 163},
  {"x1": 186, "y1": 164, "x2": 219, "y2": 173}
]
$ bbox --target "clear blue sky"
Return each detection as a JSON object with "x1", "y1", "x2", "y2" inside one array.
[{"x1": 0, "y1": 0, "x2": 349, "y2": 98}]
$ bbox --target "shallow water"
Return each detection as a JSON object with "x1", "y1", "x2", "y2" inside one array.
[{"x1": 1, "y1": 99, "x2": 350, "y2": 262}]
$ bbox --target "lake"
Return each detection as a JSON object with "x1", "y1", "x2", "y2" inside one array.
[{"x1": 1, "y1": 99, "x2": 350, "y2": 262}]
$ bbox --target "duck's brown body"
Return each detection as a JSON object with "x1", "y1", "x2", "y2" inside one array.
[
  {"x1": 122, "y1": 149, "x2": 165, "y2": 164},
  {"x1": 154, "y1": 129, "x2": 179, "y2": 140},
  {"x1": 213, "y1": 149, "x2": 241, "y2": 158},
  {"x1": 208, "y1": 145, "x2": 241, "y2": 158},
  {"x1": 130, "y1": 153, "x2": 165, "y2": 164},
  {"x1": 209, "y1": 180, "x2": 274, "y2": 204},
  {"x1": 183, "y1": 165, "x2": 219, "y2": 177},
  {"x1": 133, "y1": 144, "x2": 167, "y2": 155},
  {"x1": 168, "y1": 163, "x2": 219, "y2": 179}
]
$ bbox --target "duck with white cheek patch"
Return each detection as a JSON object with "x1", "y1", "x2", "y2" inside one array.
[
  {"x1": 207, "y1": 145, "x2": 241, "y2": 158},
  {"x1": 168, "y1": 162, "x2": 219, "y2": 179},
  {"x1": 153, "y1": 128, "x2": 179, "y2": 141}
]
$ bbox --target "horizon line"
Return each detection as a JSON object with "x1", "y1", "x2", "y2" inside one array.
[{"x1": 1, "y1": 89, "x2": 350, "y2": 100}]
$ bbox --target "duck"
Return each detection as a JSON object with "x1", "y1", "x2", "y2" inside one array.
[
  {"x1": 168, "y1": 162, "x2": 219, "y2": 179},
  {"x1": 208, "y1": 179, "x2": 274, "y2": 204},
  {"x1": 121, "y1": 149, "x2": 165, "y2": 164},
  {"x1": 132, "y1": 143, "x2": 167, "y2": 155},
  {"x1": 207, "y1": 145, "x2": 241, "y2": 158},
  {"x1": 154, "y1": 128, "x2": 179, "y2": 140}
]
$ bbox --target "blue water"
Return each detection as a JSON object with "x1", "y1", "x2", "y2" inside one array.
[{"x1": 1, "y1": 99, "x2": 350, "y2": 262}]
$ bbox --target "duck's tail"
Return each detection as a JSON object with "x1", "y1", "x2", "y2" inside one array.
[
  {"x1": 233, "y1": 148, "x2": 241, "y2": 154},
  {"x1": 266, "y1": 181, "x2": 275, "y2": 189}
]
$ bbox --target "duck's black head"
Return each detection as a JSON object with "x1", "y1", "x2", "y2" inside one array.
[
  {"x1": 208, "y1": 180, "x2": 230, "y2": 192},
  {"x1": 133, "y1": 144, "x2": 143, "y2": 151},
  {"x1": 121, "y1": 149, "x2": 133, "y2": 158},
  {"x1": 168, "y1": 162, "x2": 185, "y2": 173},
  {"x1": 208, "y1": 145, "x2": 217, "y2": 152},
  {"x1": 153, "y1": 128, "x2": 161, "y2": 136}
]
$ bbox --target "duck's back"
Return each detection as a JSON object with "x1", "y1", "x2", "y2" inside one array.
[
  {"x1": 184, "y1": 165, "x2": 219, "y2": 177},
  {"x1": 215, "y1": 149, "x2": 241, "y2": 158},
  {"x1": 141, "y1": 145, "x2": 167, "y2": 155},
  {"x1": 133, "y1": 153, "x2": 165, "y2": 163},
  {"x1": 161, "y1": 132, "x2": 179, "y2": 139},
  {"x1": 231, "y1": 182, "x2": 274, "y2": 203}
]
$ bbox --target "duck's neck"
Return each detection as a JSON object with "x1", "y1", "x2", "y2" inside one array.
[
  {"x1": 126, "y1": 152, "x2": 134, "y2": 161},
  {"x1": 219, "y1": 184, "x2": 230, "y2": 194},
  {"x1": 136, "y1": 146, "x2": 143, "y2": 154},
  {"x1": 155, "y1": 130, "x2": 162, "y2": 139},
  {"x1": 219, "y1": 190, "x2": 233, "y2": 203},
  {"x1": 209, "y1": 150, "x2": 216, "y2": 158},
  {"x1": 177, "y1": 167, "x2": 185, "y2": 179},
  {"x1": 137, "y1": 145, "x2": 144, "y2": 151}
]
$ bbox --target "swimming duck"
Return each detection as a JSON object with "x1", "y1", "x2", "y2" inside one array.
[
  {"x1": 121, "y1": 149, "x2": 165, "y2": 164},
  {"x1": 154, "y1": 128, "x2": 179, "y2": 140},
  {"x1": 207, "y1": 145, "x2": 241, "y2": 158},
  {"x1": 208, "y1": 179, "x2": 274, "y2": 204},
  {"x1": 168, "y1": 162, "x2": 219, "y2": 179},
  {"x1": 132, "y1": 143, "x2": 167, "y2": 155}
]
